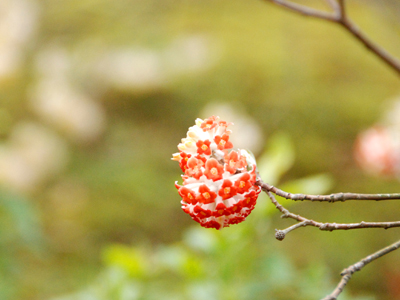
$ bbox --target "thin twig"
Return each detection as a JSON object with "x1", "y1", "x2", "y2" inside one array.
[
  {"x1": 337, "y1": 0, "x2": 345, "y2": 19},
  {"x1": 337, "y1": 17, "x2": 400, "y2": 75},
  {"x1": 275, "y1": 220, "x2": 308, "y2": 240},
  {"x1": 264, "y1": 0, "x2": 400, "y2": 76},
  {"x1": 264, "y1": 186, "x2": 400, "y2": 299},
  {"x1": 264, "y1": 0, "x2": 337, "y2": 21},
  {"x1": 265, "y1": 190, "x2": 400, "y2": 231},
  {"x1": 321, "y1": 239, "x2": 400, "y2": 300},
  {"x1": 325, "y1": 0, "x2": 339, "y2": 12},
  {"x1": 257, "y1": 180, "x2": 400, "y2": 202}
]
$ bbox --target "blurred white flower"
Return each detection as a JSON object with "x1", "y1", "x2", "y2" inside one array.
[
  {"x1": 91, "y1": 35, "x2": 218, "y2": 91},
  {"x1": 201, "y1": 103, "x2": 264, "y2": 155},
  {"x1": 34, "y1": 45, "x2": 71, "y2": 79},
  {"x1": 163, "y1": 35, "x2": 219, "y2": 77},
  {"x1": 0, "y1": 46, "x2": 23, "y2": 78},
  {"x1": 30, "y1": 78, "x2": 106, "y2": 143},
  {"x1": 0, "y1": 0, "x2": 39, "y2": 78},
  {"x1": 30, "y1": 46, "x2": 106, "y2": 143},
  {"x1": 94, "y1": 48, "x2": 166, "y2": 90},
  {"x1": 0, "y1": 122, "x2": 68, "y2": 193}
]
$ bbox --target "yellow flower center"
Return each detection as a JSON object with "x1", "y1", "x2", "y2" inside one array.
[
  {"x1": 229, "y1": 160, "x2": 235, "y2": 167},
  {"x1": 239, "y1": 181, "x2": 245, "y2": 188},
  {"x1": 202, "y1": 192, "x2": 210, "y2": 199},
  {"x1": 201, "y1": 144, "x2": 208, "y2": 151},
  {"x1": 219, "y1": 140, "x2": 226, "y2": 146},
  {"x1": 210, "y1": 167, "x2": 218, "y2": 175},
  {"x1": 188, "y1": 194, "x2": 193, "y2": 199},
  {"x1": 224, "y1": 187, "x2": 230, "y2": 194}
]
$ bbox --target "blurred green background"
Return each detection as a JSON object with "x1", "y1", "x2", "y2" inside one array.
[{"x1": 1, "y1": 0, "x2": 400, "y2": 299}]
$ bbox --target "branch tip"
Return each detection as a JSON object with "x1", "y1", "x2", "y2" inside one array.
[{"x1": 275, "y1": 229, "x2": 286, "y2": 241}]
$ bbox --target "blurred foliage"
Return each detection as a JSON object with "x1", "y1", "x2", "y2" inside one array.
[
  {"x1": 53, "y1": 134, "x2": 357, "y2": 300},
  {"x1": 0, "y1": 0, "x2": 400, "y2": 299},
  {"x1": 0, "y1": 190, "x2": 44, "y2": 299}
]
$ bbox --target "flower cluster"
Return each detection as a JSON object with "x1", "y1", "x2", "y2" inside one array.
[{"x1": 172, "y1": 116, "x2": 260, "y2": 230}]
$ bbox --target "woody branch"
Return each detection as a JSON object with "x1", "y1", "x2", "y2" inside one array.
[
  {"x1": 322, "y1": 239, "x2": 400, "y2": 300},
  {"x1": 259, "y1": 180, "x2": 400, "y2": 202},
  {"x1": 257, "y1": 182, "x2": 400, "y2": 236},
  {"x1": 263, "y1": 0, "x2": 400, "y2": 76},
  {"x1": 256, "y1": 179, "x2": 400, "y2": 300},
  {"x1": 257, "y1": 1, "x2": 400, "y2": 299}
]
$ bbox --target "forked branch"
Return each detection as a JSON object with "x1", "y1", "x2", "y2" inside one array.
[
  {"x1": 263, "y1": 0, "x2": 336, "y2": 21},
  {"x1": 257, "y1": 2, "x2": 400, "y2": 298},
  {"x1": 261, "y1": 186, "x2": 400, "y2": 233},
  {"x1": 256, "y1": 179, "x2": 400, "y2": 299},
  {"x1": 322, "y1": 239, "x2": 400, "y2": 300},
  {"x1": 263, "y1": 0, "x2": 400, "y2": 76}
]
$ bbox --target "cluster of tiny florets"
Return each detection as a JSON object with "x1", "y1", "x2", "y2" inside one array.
[{"x1": 172, "y1": 116, "x2": 260, "y2": 230}]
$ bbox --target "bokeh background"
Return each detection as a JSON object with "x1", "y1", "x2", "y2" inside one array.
[{"x1": 1, "y1": 0, "x2": 400, "y2": 299}]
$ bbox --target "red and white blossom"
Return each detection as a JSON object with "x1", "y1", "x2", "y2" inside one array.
[
  {"x1": 172, "y1": 115, "x2": 260, "y2": 230},
  {"x1": 354, "y1": 126, "x2": 400, "y2": 176}
]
